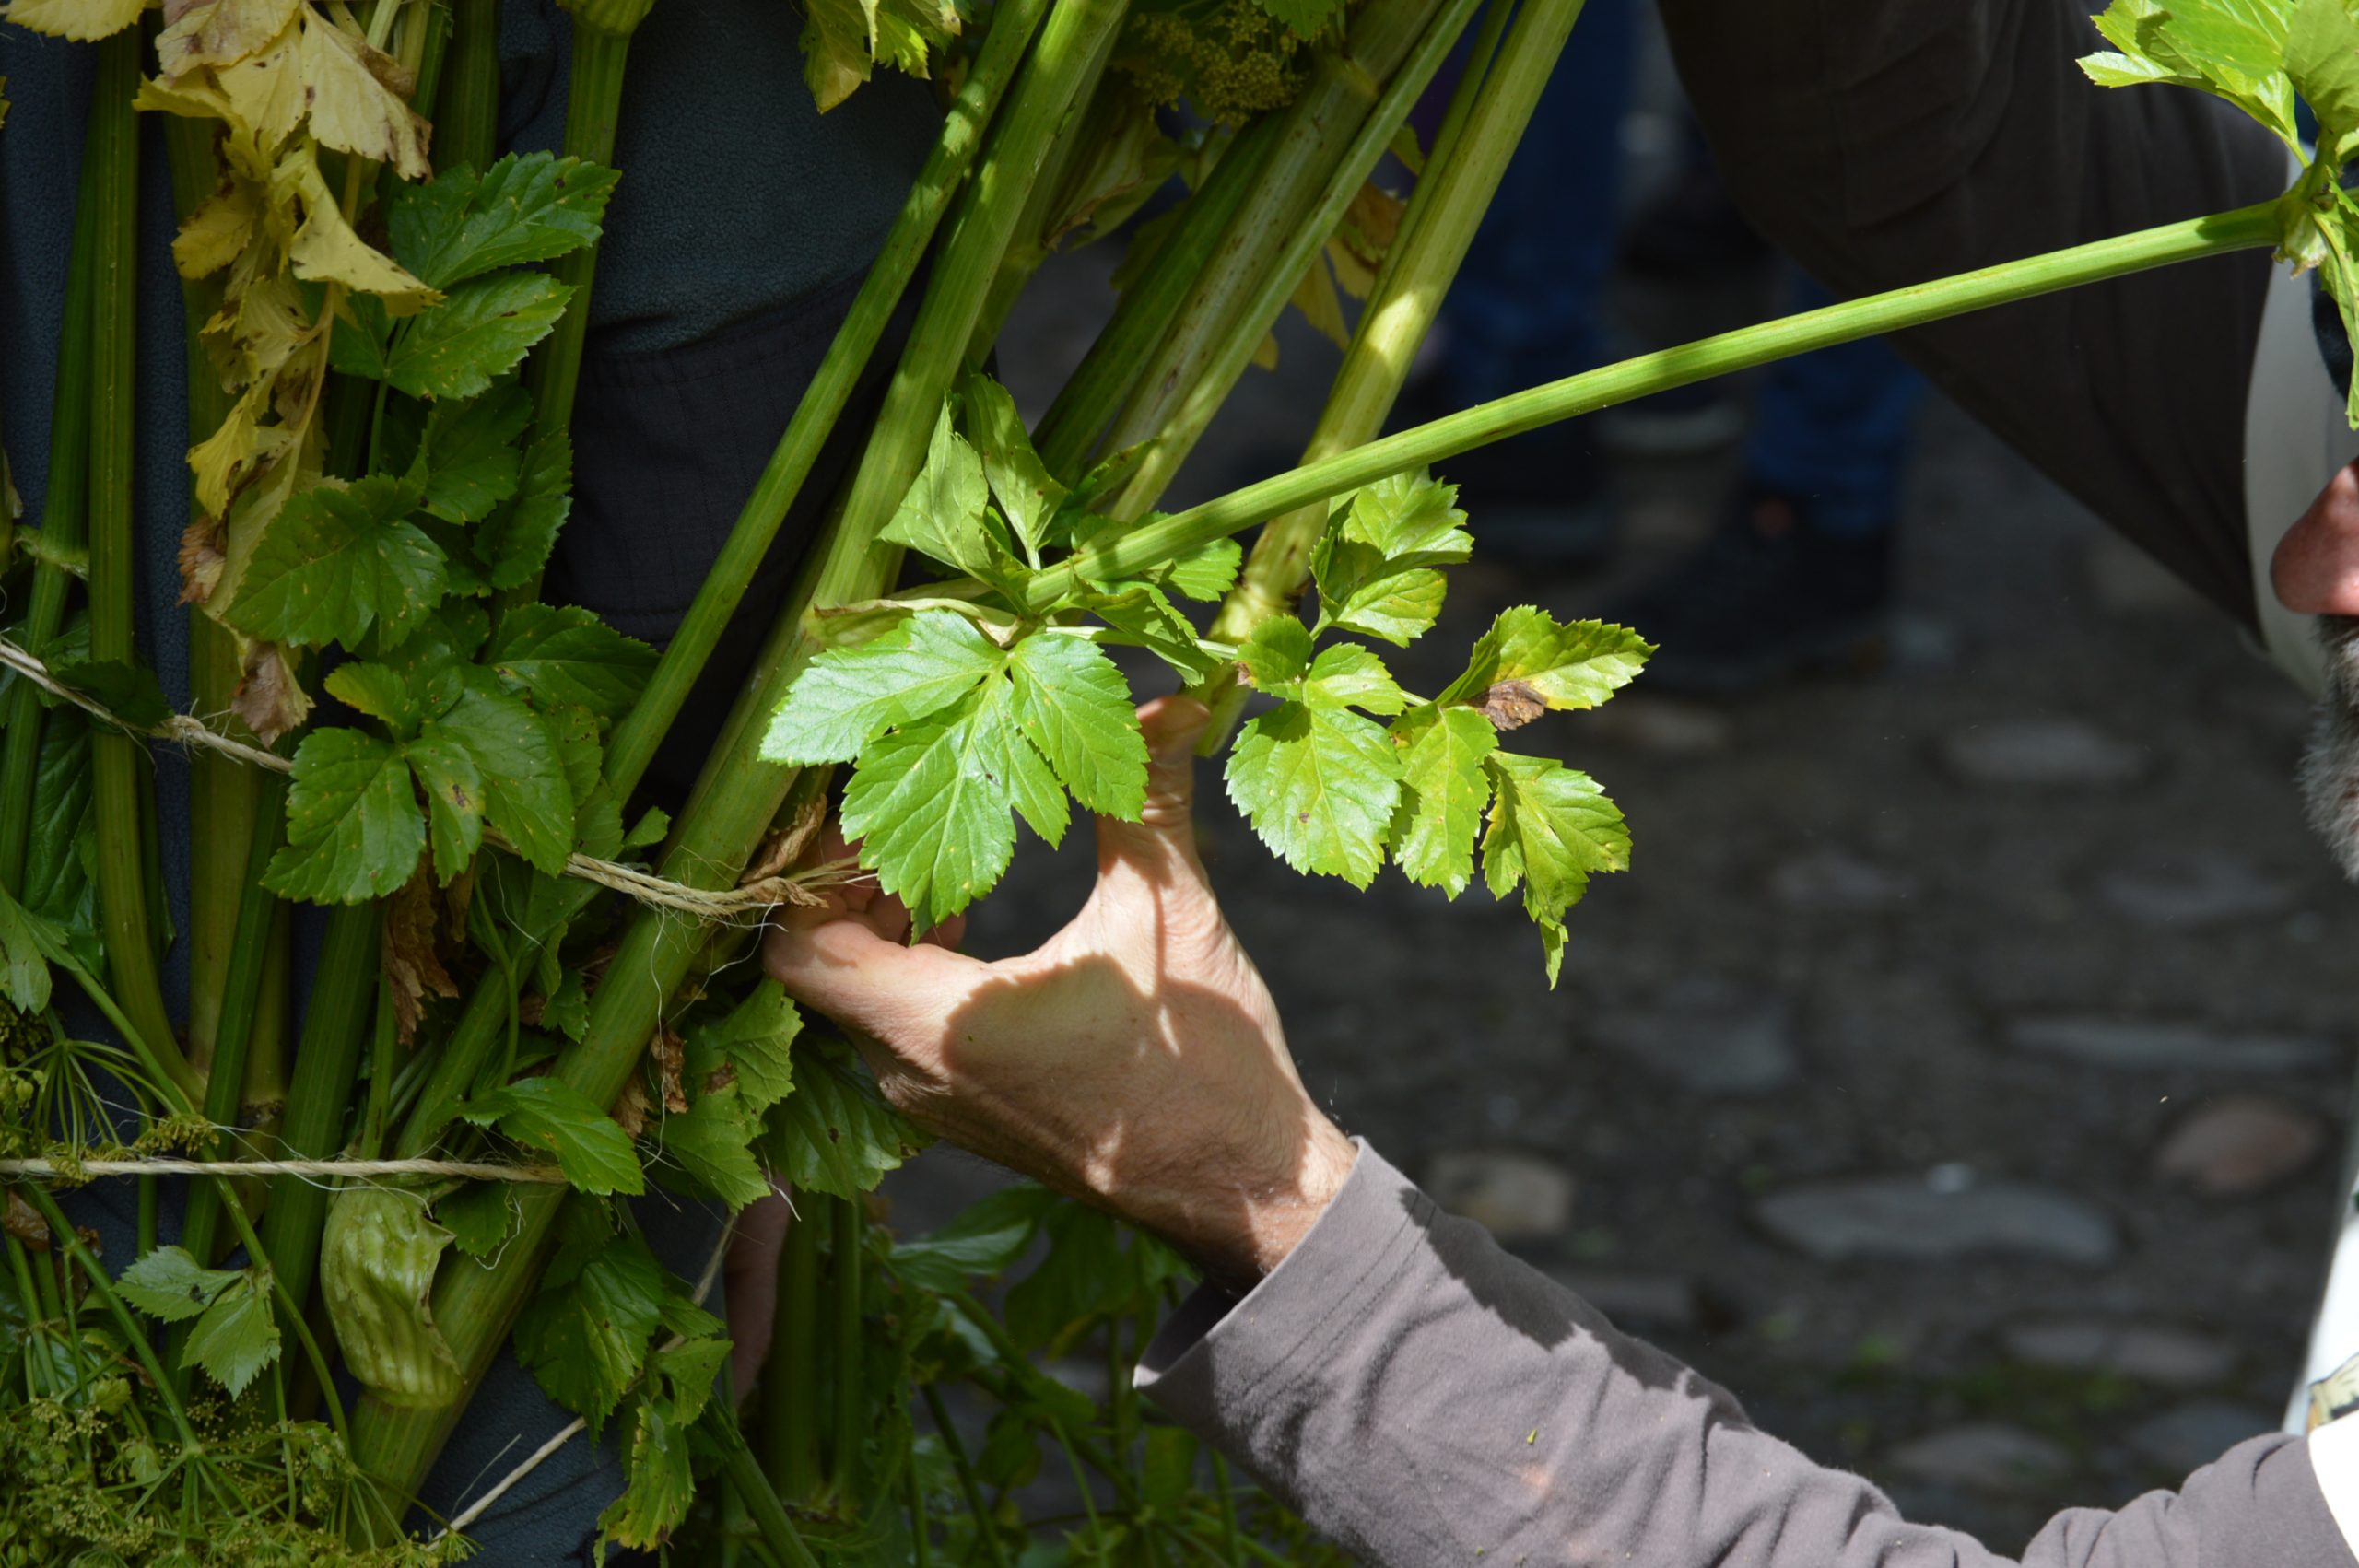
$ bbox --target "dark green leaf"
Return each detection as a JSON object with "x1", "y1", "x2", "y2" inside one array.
[
  {"x1": 688, "y1": 982, "x2": 799, "y2": 1113},
  {"x1": 21, "y1": 713, "x2": 98, "y2": 974},
  {"x1": 425, "y1": 685, "x2": 575, "y2": 876},
  {"x1": 264, "y1": 728, "x2": 425, "y2": 903},
  {"x1": 435, "y1": 1181, "x2": 516, "y2": 1260},
  {"x1": 117, "y1": 1246, "x2": 238, "y2": 1324},
  {"x1": 474, "y1": 430, "x2": 572, "y2": 591},
  {"x1": 599, "y1": 1400, "x2": 695, "y2": 1550},
  {"x1": 182, "y1": 1271, "x2": 280, "y2": 1396},
  {"x1": 0, "y1": 884, "x2": 53, "y2": 1015},
  {"x1": 891, "y1": 1185, "x2": 1058, "y2": 1293},
  {"x1": 484, "y1": 603, "x2": 658, "y2": 722},
  {"x1": 414, "y1": 386, "x2": 529, "y2": 523},
  {"x1": 652, "y1": 1082, "x2": 770, "y2": 1210},
  {"x1": 514, "y1": 1203, "x2": 666, "y2": 1430},
  {"x1": 44, "y1": 659, "x2": 170, "y2": 729},
  {"x1": 459, "y1": 1075, "x2": 645, "y2": 1195},
  {"x1": 324, "y1": 660, "x2": 421, "y2": 737},
  {"x1": 1252, "y1": 0, "x2": 1349, "y2": 37},
  {"x1": 651, "y1": 1336, "x2": 730, "y2": 1424},
  {"x1": 402, "y1": 727, "x2": 485, "y2": 883},
  {"x1": 384, "y1": 274, "x2": 574, "y2": 402},
  {"x1": 227, "y1": 474, "x2": 447, "y2": 649},
  {"x1": 1004, "y1": 1202, "x2": 1191, "y2": 1355},
  {"x1": 766, "y1": 1034, "x2": 926, "y2": 1201},
  {"x1": 388, "y1": 152, "x2": 622, "y2": 290}
]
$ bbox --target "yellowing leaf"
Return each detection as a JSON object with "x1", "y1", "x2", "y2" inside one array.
[
  {"x1": 299, "y1": 11, "x2": 431, "y2": 181},
  {"x1": 277, "y1": 151, "x2": 439, "y2": 311},
  {"x1": 1329, "y1": 181, "x2": 1404, "y2": 299},
  {"x1": 3, "y1": 0, "x2": 144, "y2": 41},
  {"x1": 216, "y1": 19, "x2": 310, "y2": 164},
  {"x1": 157, "y1": 0, "x2": 302, "y2": 77},
  {"x1": 187, "y1": 382, "x2": 275, "y2": 518},
  {"x1": 205, "y1": 268, "x2": 312, "y2": 392},
  {"x1": 1290, "y1": 253, "x2": 1349, "y2": 351},
  {"x1": 801, "y1": 0, "x2": 880, "y2": 111},
  {"x1": 133, "y1": 73, "x2": 236, "y2": 123},
  {"x1": 171, "y1": 179, "x2": 262, "y2": 279}
]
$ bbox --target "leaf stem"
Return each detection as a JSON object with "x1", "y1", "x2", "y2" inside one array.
[
  {"x1": 827, "y1": 1194, "x2": 864, "y2": 1510},
  {"x1": 763, "y1": 1193, "x2": 825, "y2": 1499},
  {"x1": 711, "y1": 1404, "x2": 827, "y2": 1568},
  {"x1": 1024, "y1": 199, "x2": 2285, "y2": 610},
  {"x1": 921, "y1": 1382, "x2": 1010, "y2": 1568}
]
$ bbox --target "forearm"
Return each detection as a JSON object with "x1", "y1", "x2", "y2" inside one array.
[{"x1": 1139, "y1": 1144, "x2": 2354, "y2": 1568}]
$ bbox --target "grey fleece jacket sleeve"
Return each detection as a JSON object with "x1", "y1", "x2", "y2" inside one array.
[{"x1": 1136, "y1": 1146, "x2": 2353, "y2": 1568}]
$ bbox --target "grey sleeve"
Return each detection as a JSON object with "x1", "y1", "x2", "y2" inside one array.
[
  {"x1": 1137, "y1": 1146, "x2": 2353, "y2": 1568},
  {"x1": 1655, "y1": 0, "x2": 2284, "y2": 632}
]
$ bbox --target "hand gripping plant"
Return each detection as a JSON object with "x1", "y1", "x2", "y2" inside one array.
[{"x1": 0, "y1": 0, "x2": 2341, "y2": 1561}]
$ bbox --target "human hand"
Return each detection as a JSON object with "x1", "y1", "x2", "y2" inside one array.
[{"x1": 763, "y1": 696, "x2": 1356, "y2": 1287}]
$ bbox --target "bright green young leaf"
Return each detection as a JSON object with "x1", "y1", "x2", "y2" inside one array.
[
  {"x1": 514, "y1": 1204, "x2": 667, "y2": 1431},
  {"x1": 414, "y1": 387, "x2": 529, "y2": 523},
  {"x1": 0, "y1": 883, "x2": 54, "y2": 1014},
  {"x1": 881, "y1": 404, "x2": 997, "y2": 578},
  {"x1": 761, "y1": 609, "x2": 1005, "y2": 765},
  {"x1": 459, "y1": 1075, "x2": 646, "y2": 1195},
  {"x1": 891, "y1": 1185, "x2": 1059, "y2": 1293},
  {"x1": 1387, "y1": 704, "x2": 1497, "y2": 896},
  {"x1": 800, "y1": 0, "x2": 880, "y2": 110},
  {"x1": 1440, "y1": 607, "x2": 1653, "y2": 720},
  {"x1": 227, "y1": 474, "x2": 447, "y2": 650},
  {"x1": 1226, "y1": 699, "x2": 1402, "y2": 886},
  {"x1": 435, "y1": 1181, "x2": 516, "y2": 1260},
  {"x1": 384, "y1": 274, "x2": 574, "y2": 402},
  {"x1": 321, "y1": 1189, "x2": 463, "y2": 1409},
  {"x1": 688, "y1": 981, "x2": 800, "y2": 1113},
  {"x1": 1480, "y1": 752, "x2": 1629, "y2": 986},
  {"x1": 767, "y1": 1033, "x2": 926, "y2": 1201},
  {"x1": 475, "y1": 430, "x2": 572, "y2": 591},
  {"x1": 1302, "y1": 643, "x2": 1407, "y2": 714},
  {"x1": 1087, "y1": 581, "x2": 1223, "y2": 681},
  {"x1": 1313, "y1": 542, "x2": 1447, "y2": 646},
  {"x1": 1237, "y1": 615, "x2": 1314, "y2": 690},
  {"x1": 325, "y1": 661, "x2": 421, "y2": 737},
  {"x1": 1341, "y1": 472, "x2": 1473, "y2": 561},
  {"x1": 964, "y1": 372, "x2": 1066, "y2": 561},
  {"x1": 485, "y1": 603, "x2": 659, "y2": 722},
  {"x1": 988, "y1": 673, "x2": 1073, "y2": 848},
  {"x1": 426, "y1": 685, "x2": 576, "y2": 877},
  {"x1": 182, "y1": 1270, "x2": 281, "y2": 1397},
  {"x1": 1007, "y1": 633, "x2": 1148, "y2": 818},
  {"x1": 117, "y1": 1246, "x2": 240, "y2": 1324},
  {"x1": 388, "y1": 152, "x2": 621, "y2": 291},
  {"x1": 264, "y1": 728, "x2": 425, "y2": 903},
  {"x1": 600, "y1": 1400, "x2": 696, "y2": 1550},
  {"x1": 841, "y1": 681, "x2": 1045, "y2": 927},
  {"x1": 403, "y1": 727, "x2": 485, "y2": 883},
  {"x1": 2084, "y1": 0, "x2": 2303, "y2": 148},
  {"x1": 1162, "y1": 535, "x2": 1243, "y2": 602}
]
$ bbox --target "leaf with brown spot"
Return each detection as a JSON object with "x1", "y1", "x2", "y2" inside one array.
[
  {"x1": 741, "y1": 792, "x2": 827, "y2": 885},
  {"x1": 179, "y1": 516, "x2": 229, "y2": 606},
  {"x1": 232, "y1": 638, "x2": 312, "y2": 745},
  {"x1": 652, "y1": 1025, "x2": 688, "y2": 1115},
  {"x1": 1478, "y1": 680, "x2": 1547, "y2": 732},
  {"x1": 4, "y1": 1190, "x2": 48, "y2": 1250},
  {"x1": 1328, "y1": 181, "x2": 1404, "y2": 299},
  {"x1": 612, "y1": 1075, "x2": 652, "y2": 1141},
  {"x1": 381, "y1": 862, "x2": 457, "y2": 1044},
  {"x1": 298, "y1": 11, "x2": 431, "y2": 181}
]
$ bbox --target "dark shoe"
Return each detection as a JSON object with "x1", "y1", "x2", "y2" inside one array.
[{"x1": 1606, "y1": 488, "x2": 1895, "y2": 696}]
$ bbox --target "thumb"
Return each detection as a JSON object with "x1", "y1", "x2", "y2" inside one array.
[{"x1": 1095, "y1": 696, "x2": 1212, "y2": 879}]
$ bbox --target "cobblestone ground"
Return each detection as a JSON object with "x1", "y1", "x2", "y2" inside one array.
[{"x1": 881, "y1": 248, "x2": 2359, "y2": 1551}]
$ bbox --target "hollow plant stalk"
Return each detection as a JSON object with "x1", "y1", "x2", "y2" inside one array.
[
  {"x1": 1093, "y1": 0, "x2": 1461, "y2": 516},
  {"x1": 1019, "y1": 199, "x2": 2287, "y2": 611},
  {"x1": 1194, "y1": 0, "x2": 1579, "y2": 750},
  {"x1": 84, "y1": 32, "x2": 194, "y2": 1101},
  {"x1": 432, "y1": 0, "x2": 502, "y2": 175},
  {"x1": 349, "y1": 0, "x2": 1133, "y2": 1512},
  {"x1": 763, "y1": 1193, "x2": 826, "y2": 1500},
  {"x1": 393, "y1": 0, "x2": 1055, "y2": 1162}
]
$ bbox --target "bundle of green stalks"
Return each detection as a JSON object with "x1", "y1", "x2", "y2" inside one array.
[{"x1": 0, "y1": 0, "x2": 2318, "y2": 1560}]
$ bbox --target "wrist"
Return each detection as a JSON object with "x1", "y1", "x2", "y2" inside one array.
[{"x1": 1138, "y1": 1114, "x2": 1357, "y2": 1291}]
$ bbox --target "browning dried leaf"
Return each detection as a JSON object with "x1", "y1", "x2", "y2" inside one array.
[
  {"x1": 1327, "y1": 181, "x2": 1404, "y2": 299},
  {"x1": 652, "y1": 1025, "x2": 689, "y2": 1115},
  {"x1": 382, "y1": 862, "x2": 458, "y2": 1044},
  {"x1": 613, "y1": 1075, "x2": 653, "y2": 1141},
  {"x1": 3, "y1": 1190, "x2": 48, "y2": 1251},
  {"x1": 1478, "y1": 679, "x2": 1548, "y2": 732},
  {"x1": 232, "y1": 638, "x2": 313, "y2": 744},
  {"x1": 741, "y1": 791, "x2": 828, "y2": 885},
  {"x1": 178, "y1": 515, "x2": 229, "y2": 605}
]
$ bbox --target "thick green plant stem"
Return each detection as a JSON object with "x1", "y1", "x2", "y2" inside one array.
[
  {"x1": 827, "y1": 1196, "x2": 864, "y2": 1509},
  {"x1": 1097, "y1": 0, "x2": 1460, "y2": 516},
  {"x1": 349, "y1": 0, "x2": 1131, "y2": 1509},
  {"x1": 432, "y1": 0, "x2": 502, "y2": 174},
  {"x1": 522, "y1": 18, "x2": 636, "y2": 450},
  {"x1": 1021, "y1": 199, "x2": 2286, "y2": 612},
  {"x1": 1030, "y1": 113, "x2": 1284, "y2": 479},
  {"x1": 763, "y1": 1198, "x2": 825, "y2": 1500},
  {"x1": 713, "y1": 1408, "x2": 826, "y2": 1568},
  {"x1": 1195, "y1": 0, "x2": 1575, "y2": 750},
  {"x1": 255, "y1": 902, "x2": 383, "y2": 1339},
  {"x1": 84, "y1": 33, "x2": 194, "y2": 1102},
  {"x1": 1105, "y1": 0, "x2": 1481, "y2": 520},
  {"x1": 600, "y1": 0, "x2": 1053, "y2": 797},
  {"x1": 0, "y1": 162, "x2": 98, "y2": 898}
]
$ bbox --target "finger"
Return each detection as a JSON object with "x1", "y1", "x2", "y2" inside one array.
[
  {"x1": 1095, "y1": 695, "x2": 1212, "y2": 877},
  {"x1": 764, "y1": 912, "x2": 991, "y2": 1043}
]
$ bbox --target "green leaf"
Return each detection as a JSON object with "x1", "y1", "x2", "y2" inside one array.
[
  {"x1": 1302, "y1": 643, "x2": 1406, "y2": 714},
  {"x1": 963, "y1": 372, "x2": 1065, "y2": 561},
  {"x1": 226, "y1": 474, "x2": 447, "y2": 650},
  {"x1": 117, "y1": 1246, "x2": 239, "y2": 1324},
  {"x1": 475, "y1": 430, "x2": 572, "y2": 591},
  {"x1": 414, "y1": 386, "x2": 529, "y2": 523},
  {"x1": 425, "y1": 685, "x2": 576, "y2": 877},
  {"x1": 21, "y1": 712, "x2": 98, "y2": 976},
  {"x1": 2084, "y1": 0, "x2": 2302, "y2": 147},
  {"x1": 1480, "y1": 752, "x2": 1629, "y2": 986},
  {"x1": 840, "y1": 682, "x2": 1042, "y2": 928},
  {"x1": 760, "y1": 609, "x2": 1005, "y2": 766},
  {"x1": 435, "y1": 1182, "x2": 516, "y2": 1260},
  {"x1": 651, "y1": 1336, "x2": 730, "y2": 1424},
  {"x1": 1314, "y1": 544, "x2": 1446, "y2": 646},
  {"x1": 539, "y1": 968, "x2": 592, "y2": 1042},
  {"x1": 881, "y1": 404, "x2": 996, "y2": 577},
  {"x1": 654, "y1": 1084, "x2": 771, "y2": 1210},
  {"x1": 1161, "y1": 536, "x2": 1242, "y2": 603},
  {"x1": 891, "y1": 1185, "x2": 1059, "y2": 1293},
  {"x1": 1236, "y1": 615, "x2": 1313, "y2": 689},
  {"x1": 387, "y1": 152, "x2": 622, "y2": 291},
  {"x1": 459, "y1": 1076, "x2": 646, "y2": 1195},
  {"x1": 2286, "y1": 0, "x2": 2359, "y2": 150},
  {"x1": 689, "y1": 981, "x2": 801, "y2": 1113},
  {"x1": 45, "y1": 658, "x2": 170, "y2": 729},
  {"x1": 599, "y1": 1400, "x2": 696, "y2": 1550},
  {"x1": 325, "y1": 661, "x2": 421, "y2": 737},
  {"x1": 484, "y1": 603, "x2": 658, "y2": 723},
  {"x1": 800, "y1": 0, "x2": 880, "y2": 111},
  {"x1": 1439, "y1": 608, "x2": 1653, "y2": 720},
  {"x1": 384, "y1": 274, "x2": 574, "y2": 402},
  {"x1": 1007, "y1": 634, "x2": 1147, "y2": 818},
  {"x1": 1004, "y1": 1203, "x2": 1191, "y2": 1355},
  {"x1": 321, "y1": 1189, "x2": 463, "y2": 1409},
  {"x1": 0, "y1": 884, "x2": 54, "y2": 1014},
  {"x1": 1226, "y1": 700, "x2": 1401, "y2": 887},
  {"x1": 402, "y1": 727, "x2": 485, "y2": 883},
  {"x1": 767, "y1": 1034, "x2": 926, "y2": 1201},
  {"x1": 514, "y1": 1204, "x2": 667, "y2": 1431},
  {"x1": 1387, "y1": 704, "x2": 1496, "y2": 897},
  {"x1": 327, "y1": 292, "x2": 393, "y2": 381},
  {"x1": 264, "y1": 728, "x2": 425, "y2": 903},
  {"x1": 1341, "y1": 472, "x2": 1473, "y2": 561},
  {"x1": 183, "y1": 1270, "x2": 281, "y2": 1397},
  {"x1": 1253, "y1": 0, "x2": 1348, "y2": 34}
]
